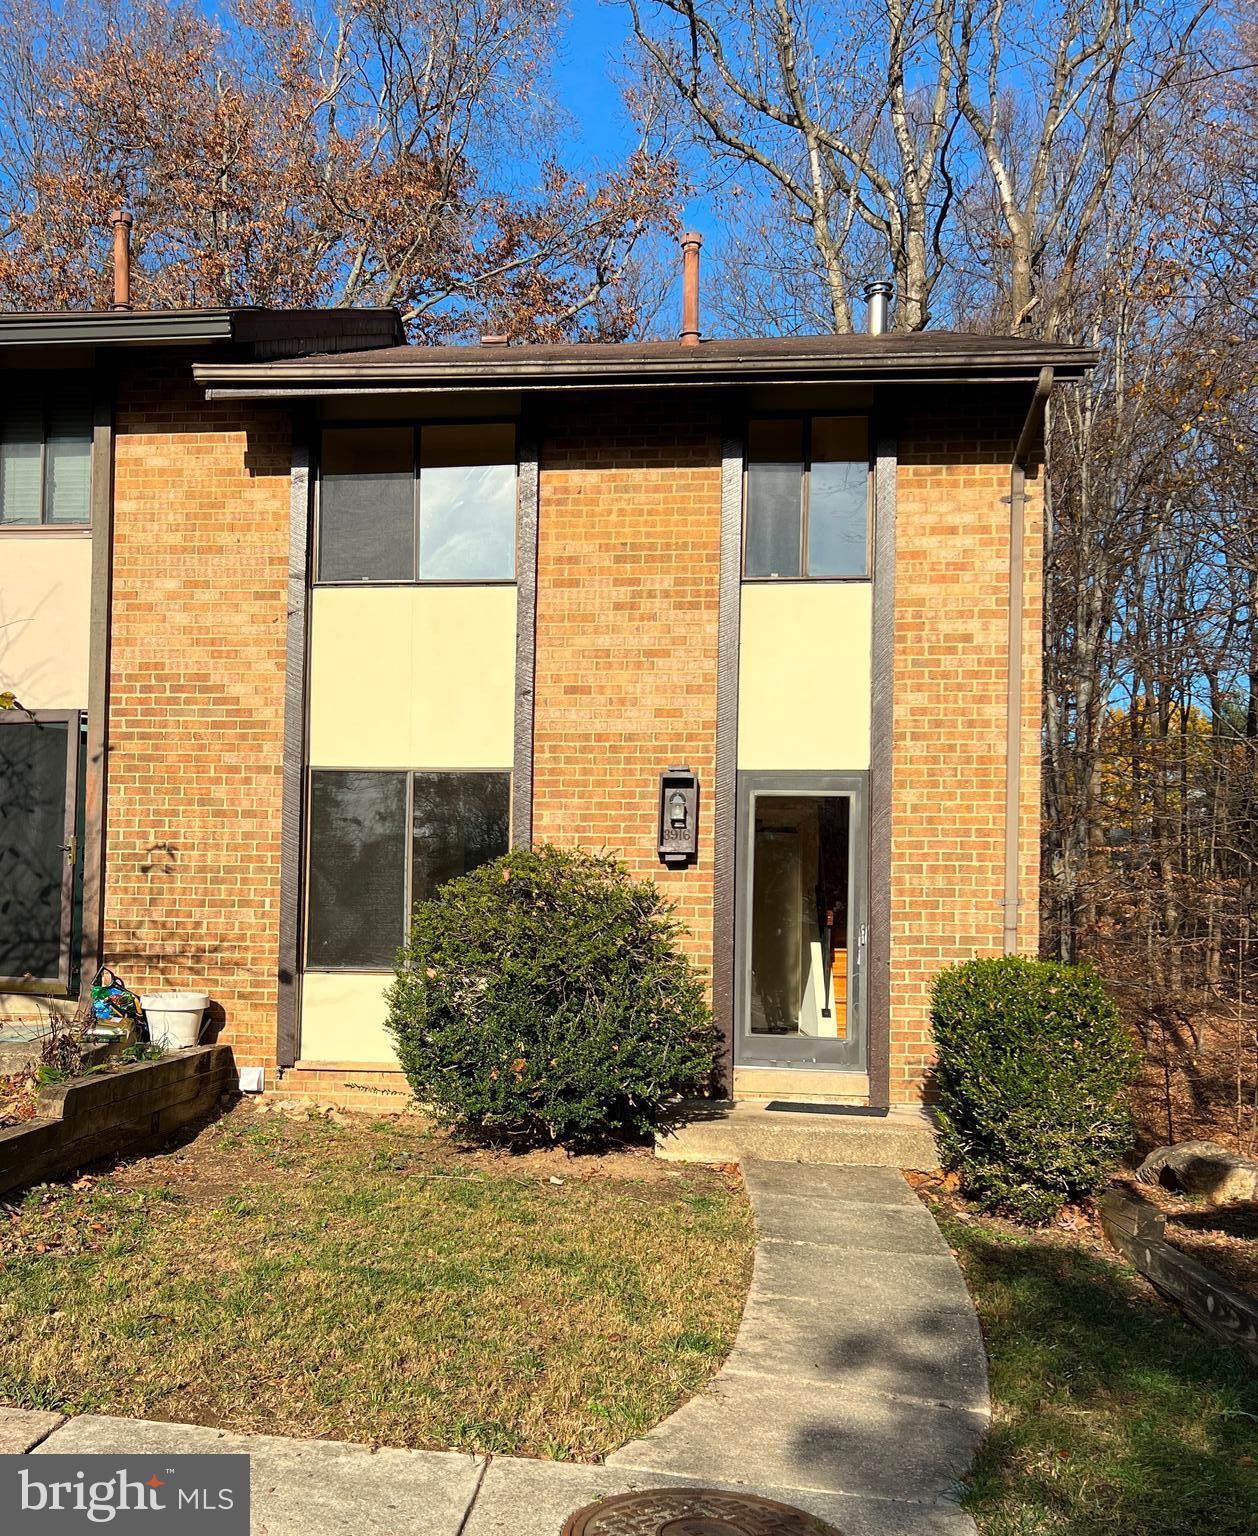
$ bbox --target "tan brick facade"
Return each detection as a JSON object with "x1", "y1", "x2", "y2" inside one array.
[
  {"x1": 887, "y1": 413, "x2": 1043, "y2": 1103},
  {"x1": 102, "y1": 361, "x2": 290, "y2": 1074},
  {"x1": 92, "y1": 376, "x2": 1043, "y2": 1107},
  {"x1": 532, "y1": 395, "x2": 724, "y2": 971}
]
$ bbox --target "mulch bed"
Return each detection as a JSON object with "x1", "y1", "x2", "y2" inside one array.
[
  {"x1": 0, "y1": 1073, "x2": 38, "y2": 1131},
  {"x1": 1111, "y1": 1172, "x2": 1258, "y2": 1300},
  {"x1": 909, "y1": 1169, "x2": 1257, "y2": 1305}
]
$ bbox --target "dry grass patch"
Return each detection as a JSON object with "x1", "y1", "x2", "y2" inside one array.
[{"x1": 0, "y1": 1104, "x2": 753, "y2": 1459}]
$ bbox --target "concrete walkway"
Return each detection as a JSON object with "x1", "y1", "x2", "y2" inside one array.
[
  {"x1": 610, "y1": 1160, "x2": 989, "y2": 1531},
  {"x1": 0, "y1": 1161, "x2": 989, "y2": 1535}
]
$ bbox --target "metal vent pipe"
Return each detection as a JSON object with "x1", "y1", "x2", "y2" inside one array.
[
  {"x1": 680, "y1": 231, "x2": 702, "y2": 346},
  {"x1": 864, "y1": 280, "x2": 893, "y2": 336},
  {"x1": 110, "y1": 210, "x2": 134, "y2": 312}
]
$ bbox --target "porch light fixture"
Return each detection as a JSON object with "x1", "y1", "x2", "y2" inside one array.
[{"x1": 658, "y1": 766, "x2": 699, "y2": 866}]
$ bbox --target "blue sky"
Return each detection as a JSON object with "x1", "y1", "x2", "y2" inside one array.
[
  {"x1": 554, "y1": 2, "x2": 713, "y2": 236},
  {"x1": 553, "y1": 2, "x2": 635, "y2": 163}
]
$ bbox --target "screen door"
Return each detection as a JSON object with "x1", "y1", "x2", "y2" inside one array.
[{"x1": 0, "y1": 711, "x2": 82, "y2": 989}]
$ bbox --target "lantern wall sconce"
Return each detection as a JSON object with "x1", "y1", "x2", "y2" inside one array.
[{"x1": 658, "y1": 765, "x2": 699, "y2": 865}]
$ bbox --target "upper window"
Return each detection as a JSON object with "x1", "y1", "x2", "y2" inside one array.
[
  {"x1": 744, "y1": 416, "x2": 869, "y2": 579},
  {"x1": 0, "y1": 384, "x2": 92, "y2": 527},
  {"x1": 317, "y1": 422, "x2": 516, "y2": 584}
]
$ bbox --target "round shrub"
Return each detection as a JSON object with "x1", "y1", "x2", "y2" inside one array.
[
  {"x1": 931, "y1": 956, "x2": 1140, "y2": 1223},
  {"x1": 385, "y1": 845, "x2": 716, "y2": 1146}
]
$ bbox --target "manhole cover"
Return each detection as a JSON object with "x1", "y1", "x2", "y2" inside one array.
[{"x1": 561, "y1": 1489, "x2": 840, "y2": 1536}]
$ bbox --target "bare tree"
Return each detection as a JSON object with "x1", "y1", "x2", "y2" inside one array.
[
  {"x1": 626, "y1": 0, "x2": 1212, "y2": 335},
  {"x1": 625, "y1": 0, "x2": 962, "y2": 331},
  {"x1": 0, "y1": 0, "x2": 678, "y2": 338},
  {"x1": 952, "y1": 0, "x2": 1212, "y2": 334}
]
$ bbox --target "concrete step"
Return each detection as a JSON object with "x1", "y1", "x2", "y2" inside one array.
[
  {"x1": 656, "y1": 1100, "x2": 940, "y2": 1170},
  {"x1": 0, "y1": 1028, "x2": 116, "y2": 1077}
]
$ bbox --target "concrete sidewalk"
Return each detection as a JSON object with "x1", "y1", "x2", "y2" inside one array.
[
  {"x1": 609, "y1": 1160, "x2": 988, "y2": 1532},
  {"x1": 0, "y1": 1161, "x2": 989, "y2": 1535}
]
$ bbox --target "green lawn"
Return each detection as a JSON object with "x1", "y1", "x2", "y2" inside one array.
[
  {"x1": 0, "y1": 1107, "x2": 754, "y2": 1459},
  {"x1": 937, "y1": 1209, "x2": 1258, "y2": 1536}
]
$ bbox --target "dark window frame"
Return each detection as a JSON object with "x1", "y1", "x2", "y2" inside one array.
[
  {"x1": 741, "y1": 412, "x2": 873, "y2": 582},
  {"x1": 302, "y1": 765, "x2": 512, "y2": 973},
  {"x1": 0, "y1": 709, "x2": 83, "y2": 992},
  {"x1": 0, "y1": 384, "x2": 94, "y2": 530},
  {"x1": 313, "y1": 417, "x2": 520, "y2": 588}
]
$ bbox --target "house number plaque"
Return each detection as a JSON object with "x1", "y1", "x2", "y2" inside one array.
[{"x1": 657, "y1": 765, "x2": 699, "y2": 865}]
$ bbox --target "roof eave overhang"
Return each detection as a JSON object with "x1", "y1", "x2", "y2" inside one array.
[
  {"x1": 0, "y1": 307, "x2": 406, "y2": 350},
  {"x1": 196, "y1": 353, "x2": 1098, "y2": 400},
  {"x1": 0, "y1": 311, "x2": 237, "y2": 346}
]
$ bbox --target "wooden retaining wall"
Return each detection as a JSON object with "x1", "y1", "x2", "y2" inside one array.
[
  {"x1": 1099, "y1": 1187, "x2": 1258, "y2": 1366},
  {"x1": 0, "y1": 1046, "x2": 236, "y2": 1197}
]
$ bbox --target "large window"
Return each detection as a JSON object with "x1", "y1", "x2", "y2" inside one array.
[
  {"x1": 744, "y1": 416, "x2": 869, "y2": 579},
  {"x1": 317, "y1": 422, "x2": 516, "y2": 584},
  {"x1": 0, "y1": 384, "x2": 92, "y2": 526},
  {"x1": 305, "y1": 769, "x2": 511, "y2": 969}
]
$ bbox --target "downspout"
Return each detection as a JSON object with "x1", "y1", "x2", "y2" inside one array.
[{"x1": 1004, "y1": 366, "x2": 1053, "y2": 954}]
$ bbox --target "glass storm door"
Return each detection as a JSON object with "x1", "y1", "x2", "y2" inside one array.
[
  {"x1": 736, "y1": 772, "x2": 867, "y2": 1069},
  {"x1": 0, "y1": 711, "x2": 82, "y2": 990}
]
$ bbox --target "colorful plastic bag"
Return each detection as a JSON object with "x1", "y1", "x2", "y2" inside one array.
[{"x1": 89, "y1": 967, "x2": 145, "y2": 1032}]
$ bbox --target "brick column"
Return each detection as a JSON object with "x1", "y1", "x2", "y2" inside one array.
[
  {"x1": 532, "y1": 395, "x2": 724, "y2": 970},
  {"x1": 102, "y1": 361, "x2": 291, "y2": 1073},
  {"x1": 888, "y1": 411, "x2": 1043, "y2": 1102}
]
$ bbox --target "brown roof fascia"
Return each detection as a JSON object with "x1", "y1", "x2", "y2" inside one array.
[
  {"x1": 0, "y1": 307, "x2": 404, "y2": 352},
  {"x1": 194, "y1": 333, "x2": 1098, "y2": 398}
]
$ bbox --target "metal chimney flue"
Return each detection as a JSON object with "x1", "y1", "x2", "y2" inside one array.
[
  {"x1": 864, "y1": 279, "x2": 893, "y2": 336},
  {"x1": 680, "y1": 231, "x2": 702, "y2": 346},
  {"x1": 110, "y1": 209, "x2": 134, "y2": 312}
]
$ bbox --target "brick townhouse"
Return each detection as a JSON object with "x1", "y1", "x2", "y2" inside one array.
[{"x1": 0, "y1": 252, "x2": 1095, "y2": 1114}]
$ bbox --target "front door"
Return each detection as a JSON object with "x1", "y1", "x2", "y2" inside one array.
[{"x1": 736, "y1": 771, "x2": 867, "y2": 1069}]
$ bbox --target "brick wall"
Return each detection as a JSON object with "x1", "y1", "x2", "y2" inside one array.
[
  {"x1": 888, "y1": 411, "x2": 1043, "y2": 1103},
  {"x1": 96, "y1": 375, "x2": 1042, "y2": 1108},
  {"x1": 102, "y1": 361, "x2": 290, "y2": 1073},
  {"x1": 532, "y1": 395, "x2": 724, "y2": 969}
]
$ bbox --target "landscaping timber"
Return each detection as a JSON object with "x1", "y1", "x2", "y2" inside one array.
[
  {"x1": 0, "y1": 1046, "x2": 236, "y2": 1197},
  {"x1": 1099, "y1": 1187, "x2": 1258, "y2": 1366}
]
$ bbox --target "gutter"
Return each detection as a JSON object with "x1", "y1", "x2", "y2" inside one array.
[
  {"x1": 194, "y1": 343, "x2": 1097, "y2": 399},
  {"x1": 1004, "y1": 365, "x2": 1053, "y2": 954},
  {"x1": 0, "y1": 307, "x2": 403, "y2": 350},
  {"x1": 199, "y1": 367, "x2": 1090, "y2": 401}
]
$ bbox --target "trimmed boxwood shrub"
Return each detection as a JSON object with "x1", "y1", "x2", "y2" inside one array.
[
  {"x1": 931, "y1": 956, "x2": 1140, "y2": 1223},
  {"x1": 385, "y1": 845, "x2": 716, "y2": 1147}
]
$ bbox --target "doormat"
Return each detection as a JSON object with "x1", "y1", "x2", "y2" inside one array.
[{"x1": 764, "y1": 1101, "x2": 890, "y2": 1118}]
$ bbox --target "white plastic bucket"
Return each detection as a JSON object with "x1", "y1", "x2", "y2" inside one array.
[{"x1": 141, "y1": 992, "x2": 209, "y2": 1049}]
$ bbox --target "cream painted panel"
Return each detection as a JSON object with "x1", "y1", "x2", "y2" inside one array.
[
  {"x1": 308, "y1": 586, "x2": 516, "y2": 769},
  {"x1": 738, "y1": 583, "x2": 872, "y2": 769},
  {"x1": 0, "y1": 535, "x2": 91, "y2": 709},
  {"x1": 300, "y1": 971, "x2": 398, "y2": 1064}
]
